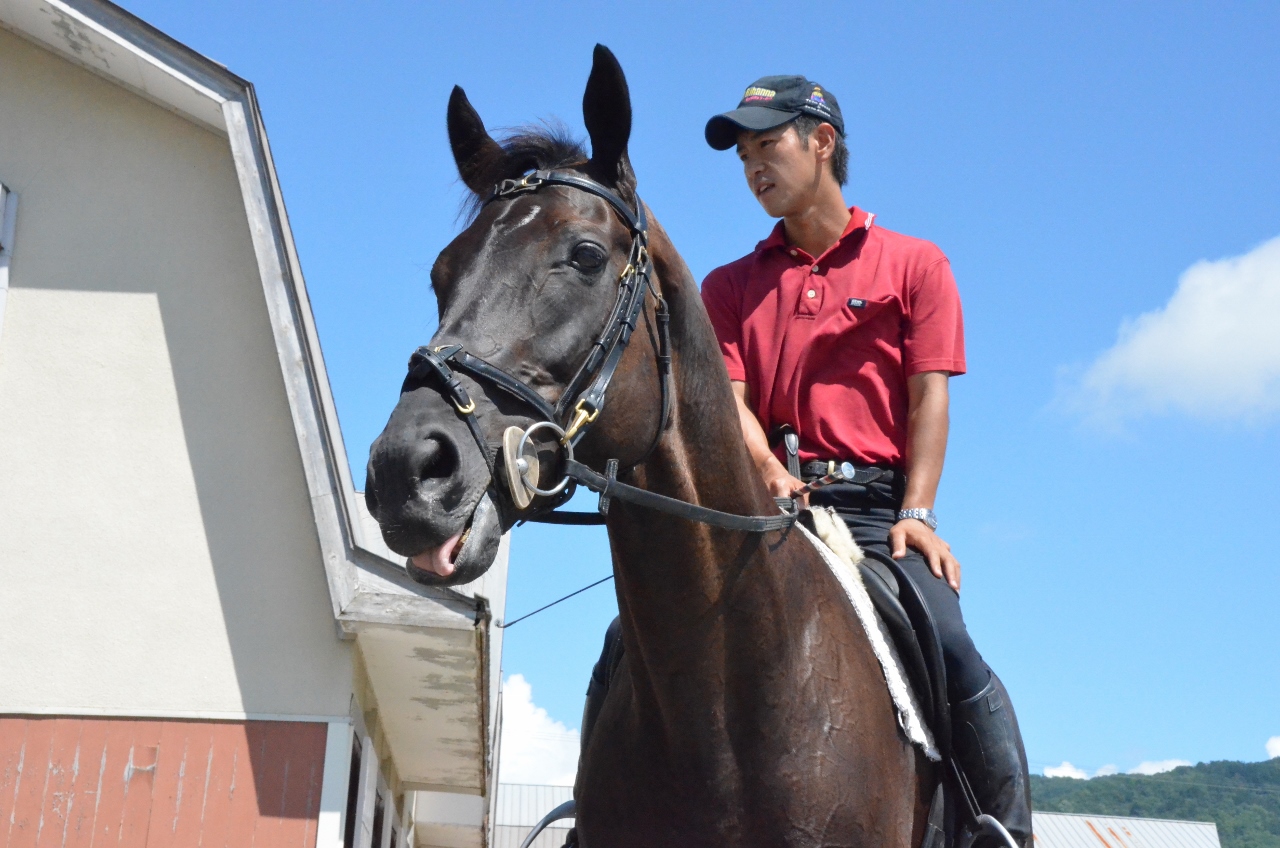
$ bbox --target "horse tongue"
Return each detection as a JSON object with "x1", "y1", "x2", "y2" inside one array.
[{"x1": 411, "y1": 530, "x2": 463, "y2": 578}]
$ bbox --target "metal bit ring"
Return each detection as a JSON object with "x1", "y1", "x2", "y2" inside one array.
[{"x1": 516, "y1": 421, "x2": 574, "y2": 497}]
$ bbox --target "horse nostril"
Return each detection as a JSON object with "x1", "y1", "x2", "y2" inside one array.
[{"x1": 416, "y1": 436, "x2": 459, "y2": 484}]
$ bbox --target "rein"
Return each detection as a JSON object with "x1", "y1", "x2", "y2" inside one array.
[{"x1": 401, "y1": 169, "x2": 796, "y2": 534}]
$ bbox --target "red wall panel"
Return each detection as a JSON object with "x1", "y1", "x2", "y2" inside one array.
[{"x1": 0, "y1": 716, "x2": 328, "y2": 848}]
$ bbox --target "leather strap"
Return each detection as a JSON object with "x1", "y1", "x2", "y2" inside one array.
[
  {"x1": 494, "y1": 170, "x2": 647, "y2": 237},
  {"x1": 562, "y1": 242, "x2": 653, "y2": 446},
  {"x1": 800, "y1": 461, "x2": 898, "y2": 487},
  {"x1": 525, "y1": 511, "x2": 606, "y2": 526},
  {"x1": 564, "y1": 459, "x2": 797, "y2": 532},
  {"x1": 783, "y1": 432, "x2": 801, "y2": 479},
  {"x1": 403, "y1": 344, "x2": 495, "y2": 468},
  {"x1": 445, "y1": 349, "x2": 558, "y2": 422}
]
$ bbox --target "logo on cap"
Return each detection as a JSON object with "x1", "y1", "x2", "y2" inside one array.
[
  {"x1": 743, "y1": 86, "x2": 776, "y2": 103},
  {"x1": 809, "y1": 86, "x2": 826, "y2": 105}
]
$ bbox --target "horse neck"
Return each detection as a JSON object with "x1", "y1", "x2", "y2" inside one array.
[
  {"x1": 607, "y1": 260, "x2": 784, "y2": 675},
  {"x1": 635, "y1": 225, "x2": 775, "y2": 522}
]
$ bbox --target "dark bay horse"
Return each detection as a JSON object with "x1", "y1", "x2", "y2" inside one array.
[{"x1": 365, "y1": 46, "x2": 936, "y2": 847}]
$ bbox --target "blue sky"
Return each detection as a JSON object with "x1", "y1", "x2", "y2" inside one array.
[{"x1": 121, "y1": 1, "x2": 1280, "y2": 780}]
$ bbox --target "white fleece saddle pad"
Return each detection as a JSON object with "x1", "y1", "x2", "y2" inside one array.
[{"x1": 798, "y1": 508, "x2": 941, "y2": 762}]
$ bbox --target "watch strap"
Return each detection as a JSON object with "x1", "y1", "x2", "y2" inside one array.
[{"x1": 897, "y1": 507, "x2": 937, "y2": 530}]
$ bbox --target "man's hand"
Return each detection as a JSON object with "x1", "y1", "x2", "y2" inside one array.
[
  {"x1": 890, "y1": 518, "x2": 961, "y2": 593},
  {"x1": 760, "y1": 459, "x2": 808, "y2": 507}
]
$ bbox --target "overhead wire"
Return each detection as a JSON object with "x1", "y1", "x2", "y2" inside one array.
[{"x1": 497, "y1": 574, "x2": 614, "y2": 629}]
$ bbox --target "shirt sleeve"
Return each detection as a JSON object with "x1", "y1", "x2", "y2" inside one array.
[
  {"x1": 903, "y1": 254, "x2": 967, "y2": 376},
  {"x1": 700, "y1": 267, "x2": 747, "y2": 382}
]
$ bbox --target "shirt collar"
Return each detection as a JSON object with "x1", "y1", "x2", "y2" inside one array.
[{"x1": 756, "y1": 206, "x2": 875, "y2": 256}]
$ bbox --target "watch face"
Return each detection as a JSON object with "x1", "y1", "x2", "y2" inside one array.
[{"x1": 903, "y1": 508, "x2": 937, "y2": 530}]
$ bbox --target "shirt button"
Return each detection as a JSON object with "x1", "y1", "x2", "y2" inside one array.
[
  {"x1": 806, "y1": 289, "x2": 817, "y2": 299},
  {"x1": 811, "y1": 265, "x2": 821, "y2": 273},
  {"x1": 789, "y1": 249, "x2": 798, "y2": 257}
]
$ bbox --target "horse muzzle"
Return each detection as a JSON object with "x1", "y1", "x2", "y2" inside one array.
[
  {"x1": 365, "y1": 404, "x2": 506, "y2": 586},
  {"x1": 404, "y1": 489, "x2": 503, "y2": 586}
]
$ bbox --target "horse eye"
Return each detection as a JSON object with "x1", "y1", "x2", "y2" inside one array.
[{"x1": 570, "y1": 243, "x2": 607, "y2": 272}]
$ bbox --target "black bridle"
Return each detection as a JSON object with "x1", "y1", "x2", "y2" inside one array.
[{"x1": 401, "y1": 169, "x2": 796, "y2": 533}]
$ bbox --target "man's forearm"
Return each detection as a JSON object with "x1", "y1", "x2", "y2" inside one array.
[
  {"x1": 731, "y1": 382, "x2": 775, "y2": 468},
  {"x1": 731, "y1": 381, "x2": 795, "y2": 483},
  {"x1": 901, "y1": 371, "x2": 950, "y2": 510}
]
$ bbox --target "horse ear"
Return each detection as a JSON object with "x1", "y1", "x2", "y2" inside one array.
[
  {"x1": 583, "y1": 45, "x2": 633, "y2": 187},
  {"x1": 448, "y1": 85, "x2": 506, "y2": 195}
]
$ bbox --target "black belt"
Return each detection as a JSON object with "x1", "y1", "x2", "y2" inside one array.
[{"x1": 801, "y1": 460, "x2": 899, "y2": 487}]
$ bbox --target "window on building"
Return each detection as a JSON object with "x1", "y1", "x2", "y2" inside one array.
[
  {"x1": 0, "y1": 183, "x2": 12, "y2": 246},
  {"x1": 343, "y1": 736, "x2": 362, "y2": 848},
  {"x1": 371, "y1": 792, "x2": 385, "y2": 848},
  {"x1": 0, "y1": 182, "x2": 15, "y2": 282},
  {"x1": 0, "y1": 182, "x2": 15, "y2": 339},
  {"x1": 342, "y1": 725, "x2": 405, "y2": 848}
]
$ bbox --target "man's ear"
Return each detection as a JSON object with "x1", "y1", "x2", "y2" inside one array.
[
  {"x1": 812, "y1": 122, "x2": 838, "y2": 164},
  {"x1": 582, "y1": 44, "x2": 634, "y2": 188},
  {"x1": 447, "y1": 85, "x2": 507, "y2": 195}
]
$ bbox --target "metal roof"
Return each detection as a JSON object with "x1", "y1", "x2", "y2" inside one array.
[
  {"x1": 495, "y1": 787, "x2": 1224, "y2": 848},
  {"x1": 1032, "y1": 812, "x2": 1220, "y2": 848},
  {"x1": 495, "y1": 784, "x2": 574, "y2": 848},
  {"x1": 496, "y1": 783, "x2": 575, "y2": 827}
]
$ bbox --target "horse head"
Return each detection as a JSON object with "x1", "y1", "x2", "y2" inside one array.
[{"x1": 365, "y1": 46, "x2": 672, "y2": 586}]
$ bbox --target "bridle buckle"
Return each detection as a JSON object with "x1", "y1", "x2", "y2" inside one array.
[
  {"x1": 494, "y1": 173, "x2": 545, "y2": 197},
  {"x1": 562, "y1": 399, "x2": 600, "y2": 445}
]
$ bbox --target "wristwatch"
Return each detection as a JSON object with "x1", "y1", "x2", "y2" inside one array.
[{"x1": 897, "y1": 507, "x2": 938, "y2": 531}]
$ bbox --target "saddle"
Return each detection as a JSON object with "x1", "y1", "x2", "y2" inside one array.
[
  {"x1": 797, "y1": 508, "x2": 952, "y2": 848},
  {"x1": 869, "y1": 555, "x2": 958, "y2": 847}
]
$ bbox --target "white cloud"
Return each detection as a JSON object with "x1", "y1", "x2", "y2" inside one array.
[
  {"x1": 1044, "y1": 761, "x2": 1089, "y2": 779},
  {"x1": 1129, "y1": 759, "x2": 1192, "y2": 775},
  {"x1": 1267, "y1": 736, "x2": 1280, "y2": 759},
  {"x1": 1044, "y1": 761, "x2": 1122, "y2": 779},
  {"x1": 1072, "y1": 234, "x2": 1280, "y2": 422},
  {"x1": 498, "y1": 674, "x2": 580, "y2": 786}
]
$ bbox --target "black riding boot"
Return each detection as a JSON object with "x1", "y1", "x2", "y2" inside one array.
[
  {"x1": 561, "y1": 679, "x2": 605, "y2": 848},
  {"x1": 952, "y1": 673, "x2": 1033, "y2": 848},
  {"x1": 566, "y1": 619, "x2": 621, "y2": 848},
  {"x1": 577, "y1": 676, "x2": 608, "y2": 786}
]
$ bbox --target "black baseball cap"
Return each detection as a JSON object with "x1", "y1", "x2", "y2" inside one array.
[{"x1": 705, "y1": 75, "x2": 845, "y2": 151}]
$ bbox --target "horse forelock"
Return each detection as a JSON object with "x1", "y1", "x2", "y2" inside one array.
[{"x1": 458, "y1": 122, "x2": 637, "y2": 223}]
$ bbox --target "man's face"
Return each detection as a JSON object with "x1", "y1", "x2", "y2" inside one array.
[{"x1": 737, "y1": 123, "x2": 826, "y2": 218}]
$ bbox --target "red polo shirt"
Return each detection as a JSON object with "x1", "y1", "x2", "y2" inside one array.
[{"x1": 701, "y1": 207, "x2": 965, "y2": 469}]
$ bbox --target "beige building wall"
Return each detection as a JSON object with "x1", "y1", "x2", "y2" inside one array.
[{"x1": 0, "y1": 26, "x2": 352, "y2": 719}]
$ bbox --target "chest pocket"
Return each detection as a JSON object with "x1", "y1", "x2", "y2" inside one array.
[{"x1": 838, "y1": 297, "x2": 900, "y2": 349}]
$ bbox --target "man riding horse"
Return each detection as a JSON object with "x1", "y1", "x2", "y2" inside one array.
[
  {"x1": 573, "y1": 75, "x2": 1032, "y2": 847},
  {"x1": 362, "y1": 46, "x2": 1026, "y2": 845}
]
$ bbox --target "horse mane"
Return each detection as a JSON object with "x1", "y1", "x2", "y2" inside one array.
[{"x1": 460, "y1": 122, "x2": 636, "y2": 222}]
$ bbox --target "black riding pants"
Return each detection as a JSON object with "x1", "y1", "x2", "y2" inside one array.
[{"x1": 590, "y1": 480, "x2": 991, "y2": 705}]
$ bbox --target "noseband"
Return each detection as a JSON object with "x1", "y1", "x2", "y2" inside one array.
[{"x1": 400, "y1": 169, "x2": 796, "y2": 534}]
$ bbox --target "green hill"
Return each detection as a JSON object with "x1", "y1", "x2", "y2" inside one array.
[{"x1": 1030, "y1": 758, "x2": 1280, "y2": 848}]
